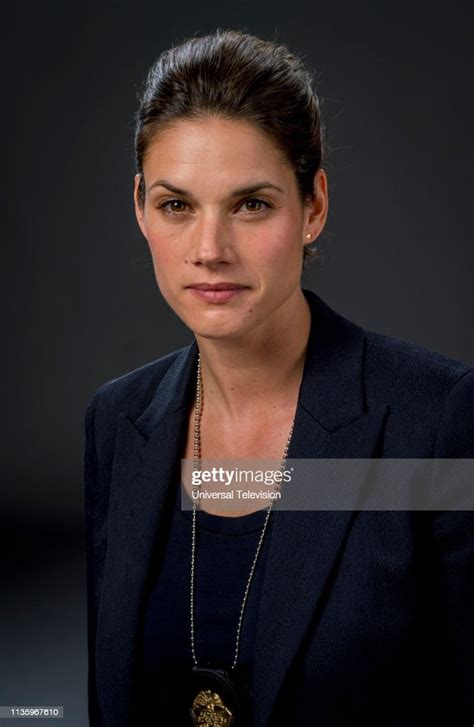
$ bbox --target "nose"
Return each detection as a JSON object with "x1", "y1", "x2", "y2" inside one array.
[{"x1": 188, "y1": 216, "x2": 235, "y2": 266}]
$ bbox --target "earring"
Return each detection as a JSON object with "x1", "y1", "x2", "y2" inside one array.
[{"x1": 305, "y1": 233, "x2": 312, "y2": 240}]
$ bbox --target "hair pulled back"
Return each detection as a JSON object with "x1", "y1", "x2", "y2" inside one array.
[{"x1": 134, "y1": 29, "x2": 326, "y2": 264}]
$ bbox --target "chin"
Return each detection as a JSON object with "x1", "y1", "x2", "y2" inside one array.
[
  {"x1": 179, "y1": 304, "x2": 250, "y2": 336},
  {"x1": 189, "y1": 323, "x2": 247, "y2": 341}
]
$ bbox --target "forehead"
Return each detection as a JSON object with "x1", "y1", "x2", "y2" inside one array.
[{"x1": 142, "y1": 117, "x2": 294, "y2": 188}]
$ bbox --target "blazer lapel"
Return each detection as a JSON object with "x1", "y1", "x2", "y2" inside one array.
[
  {"x1": 253, "y1": 291, "x2": 389, "y2": 725},
  {"x1": 95, "y1": 341, "x2": 199, "y2": 726}
]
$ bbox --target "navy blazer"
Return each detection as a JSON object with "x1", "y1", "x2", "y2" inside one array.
[{"x1": 84, "y1": 288, "x2": 474, "y2": 726}]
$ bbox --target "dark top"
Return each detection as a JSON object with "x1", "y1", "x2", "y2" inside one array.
[{"x1": 134, "y1": 480, "x2": 272, "y2": 725}]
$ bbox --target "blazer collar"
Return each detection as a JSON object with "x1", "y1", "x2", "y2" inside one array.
[{"x1": 95, "y1": 288, "x2": 387, "y2": 727}]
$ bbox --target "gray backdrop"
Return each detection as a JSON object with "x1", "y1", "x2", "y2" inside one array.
[{"x1": 3, "y1": 1, "x2": 472, "y2": 724}]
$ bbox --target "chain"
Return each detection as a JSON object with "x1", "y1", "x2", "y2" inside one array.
[{"x1": 190, "y1": 351, "x2": 294, "y2": 670}]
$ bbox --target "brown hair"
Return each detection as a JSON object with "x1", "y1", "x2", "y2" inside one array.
[{"x1": 134, "y1": 29, "x2": 326, "y2": 265}]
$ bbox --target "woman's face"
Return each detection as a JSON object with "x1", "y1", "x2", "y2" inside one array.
[{"x1": 134, "y1": 117, "x2": 327, "y2": 341}]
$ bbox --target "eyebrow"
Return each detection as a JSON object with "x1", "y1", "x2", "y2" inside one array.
[{"x1": 147, "y1": 179, "x2": 285, "y2": 198}]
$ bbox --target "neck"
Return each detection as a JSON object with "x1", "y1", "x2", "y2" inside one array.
[{"x1": 194, "y1": 288, "x2": 311, "y2": 421}]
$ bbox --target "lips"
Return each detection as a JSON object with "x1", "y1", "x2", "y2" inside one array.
[
  {"x1": 186, "y1": 283, "x2": 249, "y2": 304},
  {"x1": 187, "y1": 283, "x2": 248, "y2": 290}
]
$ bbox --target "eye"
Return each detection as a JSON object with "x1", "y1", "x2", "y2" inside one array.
[
  {"x1": 158, "y1": 198, "x2": 189, "y2": 215},
  {"x1": 238, "y1": 197, "x2": 272, "y2": 213}
]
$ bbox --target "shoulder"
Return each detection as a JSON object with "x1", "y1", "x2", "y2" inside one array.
[
  {"x1": 84, "y1": 344, "x2": 191, "y2": 445},
  {"x1": 94, "y1": 345, "x2": 186, "y2": 406},
  {"x1": 308, "y1": 289, "x2": 472, "y2": 404},
  {"x1": 363, "y1": 328, "x2": 473, "y2": 456},
  {"x1": 365, "y1": 327, "x2": 472, "y2": 394}
]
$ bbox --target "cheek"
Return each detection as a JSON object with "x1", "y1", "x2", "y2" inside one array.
[
  {"x1": 254, "y1": 225, "x2": 301, "y2": 268},
  {"x1": 146, "y1": 231, "x2": 179, "y2": 268}
]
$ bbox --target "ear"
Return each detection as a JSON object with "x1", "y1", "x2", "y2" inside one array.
[
  {"x1": 302, "y1": 168, "x2": 329, "y2": 245},
  {"x1": 133, "y1": 174, "x2": 148, "y2": 240}
]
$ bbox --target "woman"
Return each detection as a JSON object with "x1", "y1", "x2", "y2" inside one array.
[{"x1": 84, "y1": 30, "x2": 473, "y2": 726}]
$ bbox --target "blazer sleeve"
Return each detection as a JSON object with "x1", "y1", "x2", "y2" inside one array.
[
  {"x1": 429, "y1": 369, "x2": 474, "y2": 723},
  {"x1": 84, "y1": 387, "x2": 107, "y2": 727}
]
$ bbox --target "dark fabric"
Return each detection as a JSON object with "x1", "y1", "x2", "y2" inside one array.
[
  {"x1": 83, "y1": 289, "x2": 474, "y2": 726},
  {"x1": 134, "y1": 481, "x2": 271, "y2": 725}
]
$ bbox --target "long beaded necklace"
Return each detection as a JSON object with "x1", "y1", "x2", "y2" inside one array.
[{"x1": 189, "y1": 352, "x2": 294, "y2": 726}]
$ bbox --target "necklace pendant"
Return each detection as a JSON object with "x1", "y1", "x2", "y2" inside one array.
[
  {"x1": 191, "y1": 688, "x2": 233, "y2": 726},
  {"x1": 190, "y1": 665, "x2": 251, "y2": 727}
]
